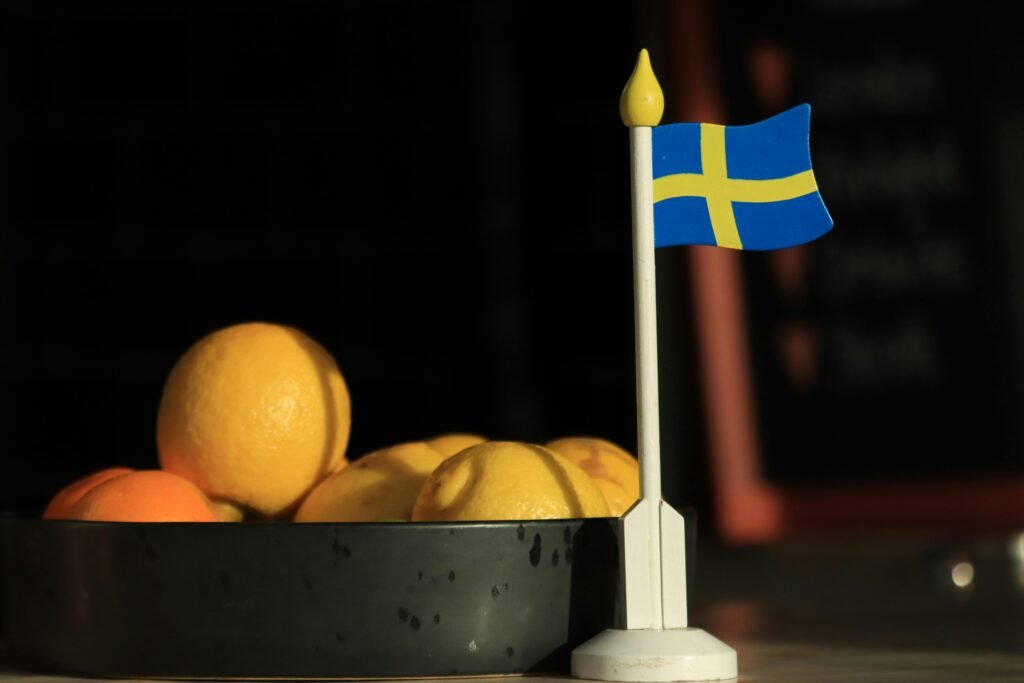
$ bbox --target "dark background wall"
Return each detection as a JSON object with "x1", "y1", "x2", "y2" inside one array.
[
  {"x1": 4, "y1": 1, "x2": 1024, "y2": 529},
  {"x1": 0, "y1": 2, "x2": 705, "y2": 518}
]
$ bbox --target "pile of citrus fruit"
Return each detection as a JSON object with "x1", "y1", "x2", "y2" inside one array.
[{"x1": 43, "y1": 322, "x2": 640, "y2": 523}]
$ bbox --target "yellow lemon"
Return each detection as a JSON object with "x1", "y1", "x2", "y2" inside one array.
[
  {"x1": 295, "y1": 442, "x2": 446, "y2": 522},
  {"x1": 209, "y1": 500, "x2": 246, "y2": 522},
  {"x1": 157, "y1": 322, "x2": 351, "y2": 518},
  {"x1": 426, "y1": 433, "x2": 486, "y2": 457},
  {"x1": 545, "y1": 437, "x2": 639, "y2": 516},
  {"x1": 411, "y1": 441, "x2": 610, "y2": 521}
]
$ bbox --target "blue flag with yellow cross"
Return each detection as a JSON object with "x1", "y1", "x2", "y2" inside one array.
[{"x1": 651, "y1": 104, "x2": 831, "y2": 250}]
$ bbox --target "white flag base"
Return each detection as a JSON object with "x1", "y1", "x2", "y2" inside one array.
[{"x1": 571, "y1": 627, "x2": 737, "y2": 682}]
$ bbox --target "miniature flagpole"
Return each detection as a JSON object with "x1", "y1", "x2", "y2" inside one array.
[
  {"x1": 626, "y1": 51, "x2": 666, "y2": 630},
  {"x1": 620, "y1": 47, "x2": 683, "y2": 634},
  {"x1": 571, "y1": 49, "x2": 737, "y2": 682}
]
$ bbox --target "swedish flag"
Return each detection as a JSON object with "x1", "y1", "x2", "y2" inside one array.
[{"x1": 652, "y1": 104, "x2": 831, "y2": 250}]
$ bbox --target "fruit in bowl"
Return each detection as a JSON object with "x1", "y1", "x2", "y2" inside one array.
[
  {"x1": 157, "y1": 322, "x2": 351, "y2": 519},
  {"x1": 295, "y1": 441, "x2": 447, "y2": 522},
  {"x1": 544, "y1": 437, "x2": 639, "y2": 516},
  {"x1": 65, "y1": 470, "x2": 219, "y2": 523},
  {"x1": 412, "y1": 441, "x2": 610, "y2": 521}
]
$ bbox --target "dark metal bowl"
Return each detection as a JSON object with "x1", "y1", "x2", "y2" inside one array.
[{"x1": 1, "y1": 517, "x2": 635, "y2": 679}]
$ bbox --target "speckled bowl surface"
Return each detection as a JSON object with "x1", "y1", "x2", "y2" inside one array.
[{"x1": 0, "y1": 517, "x2": 643, "y2": 679}]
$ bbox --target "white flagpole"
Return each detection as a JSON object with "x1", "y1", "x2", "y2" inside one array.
[{"x1": 629, "y1": 120, "x2": 665, "y2": 629}]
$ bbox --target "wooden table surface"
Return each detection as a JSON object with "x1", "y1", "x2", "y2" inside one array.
[
  {"x1": 4, "y1": 536, "x2": 1024, "y2": 682},
  {"x1": 5, "y1": 643, "x2": 1024, "y2": 683}
]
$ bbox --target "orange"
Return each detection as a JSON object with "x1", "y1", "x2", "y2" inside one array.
[
  {"x1": 157, "y1": 323, "x2": 351, "y2": 518},
  {"x1": 295, "y1": 442, "x2": 446, "y2": 522},
  {"x1": 411, "y1": 441, "x2": 610, "y2": 522},
  {"x1": 426, "y1": 433, "x2": 486, "y2": 457},
  {"x1": 67, "y1": 470, "x2": 218, "y2": 522},
  {"x1": 42, "y1": 467, "x2": 134, "y2": 520},
  {"x1": 544, "y1": 437, "x2": 640, "y2": 516}
]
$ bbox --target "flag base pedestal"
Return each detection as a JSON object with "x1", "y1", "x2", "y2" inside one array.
[{"x1": 571, "y1": 628, "x2": 737, "y2": 682}]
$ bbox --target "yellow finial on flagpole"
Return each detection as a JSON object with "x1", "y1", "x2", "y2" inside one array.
[{"x1": 620, "y1": 49, "x2": 664, "y2": 127}]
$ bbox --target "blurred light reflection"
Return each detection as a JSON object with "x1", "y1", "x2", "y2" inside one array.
[{"x1": 951, "y1": 561, "x2": 974, "y2": 589}]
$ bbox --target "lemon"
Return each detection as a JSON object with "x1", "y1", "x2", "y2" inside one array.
[
  {"x1": 295, "y1": 442, "x2": 446, "y2": 522},
  {"x1": 426, "y1": 433, "x2": 486, "y2": 457},
  {"x1": 411, "y1": 441, "x2": 610, "y2": 521},
  {"x1": 544, "y1": 437, "x2": 639, "y2": 516},
  {"x1": 157, "y1": 322, "x2": 351, "y2": 518},
  {"x1": 209, "y1": 500, "x2": 246, "y2": 522}
]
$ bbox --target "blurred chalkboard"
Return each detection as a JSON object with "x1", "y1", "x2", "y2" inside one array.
[{"x1": 717, "y1": 2, "x2": 1024, "y2": 483}]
